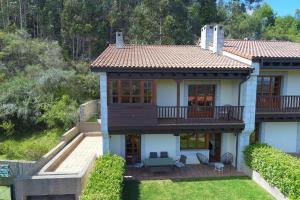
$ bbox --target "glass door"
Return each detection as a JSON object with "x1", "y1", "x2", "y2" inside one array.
[
  {"x1": 125, "y1": 134, "x2": 141, "y2": 164},
  {"x1": 188, "y1": 85, "x2": 215, "y2": 118}
]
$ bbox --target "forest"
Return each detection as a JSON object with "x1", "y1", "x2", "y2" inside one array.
[{"x1": 0, "y1": 0, "x2": 299, "y2": 160}]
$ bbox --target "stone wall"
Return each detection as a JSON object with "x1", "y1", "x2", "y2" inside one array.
[
  {"x1": 0, "y1": 160, "x2": 35, "y2": 177},
  {"x1": 243, "y1": 166, "x2": 287, "y2": 200},
  {"x1": 79, "y1": 100, "x2": 100, "y2": 122}
]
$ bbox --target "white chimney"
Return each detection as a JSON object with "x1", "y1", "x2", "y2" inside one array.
[
  {"x1": 116, "y1": 32, "x2": 124, "y2": 49},
  {"x1": 200, "y1": 25, "x2": 213, "y2": 49},
  {"x1": 213, "y1": 25, "x2": 224, "y2": 54}
]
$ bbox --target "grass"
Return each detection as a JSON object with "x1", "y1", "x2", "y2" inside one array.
[
  {"x1": 0, "y1": 186, "x2": 10, "y2": 200},
  {"x1": 123, "y1": 177, "x2": 274, "y2": 200},
  {"x1": 0, "y1": 128, "x2": 64, "y2": 161},
  {"x1": 87, "y1": 114, "x2": 98, "y2": 122}
]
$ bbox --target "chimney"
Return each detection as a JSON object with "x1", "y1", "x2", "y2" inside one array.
[
  {"x1": 116, "y1": 32, "x2": 124, "y2": 49},
  {"x1": 213, "y1": 25, "x2": 224, "y2": 54},
  {"x1": 200, "y1": 25, "x2": 213, "y2": 49}
]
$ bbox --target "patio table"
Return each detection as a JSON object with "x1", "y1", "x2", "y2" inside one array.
[{"x1": 144, "y1": 158, "x2": 175, "y2": 173}]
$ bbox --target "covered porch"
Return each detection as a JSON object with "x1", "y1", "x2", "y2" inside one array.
[{"x1": 124, "y1": 164, "x2": 245, "y2": 181}]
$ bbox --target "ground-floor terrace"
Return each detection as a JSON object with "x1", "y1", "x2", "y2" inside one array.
[
  {"x1": 110, "y1": 132, "x2": 240, "y2": 167},
  {"x1": 125, "y1": 164, "x2": 244, "y2": 181}
]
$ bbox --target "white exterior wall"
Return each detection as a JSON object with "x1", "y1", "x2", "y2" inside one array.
[
  {"x1": 142, "y1": 134, "x2": 177, "y2": 160},
  {"x1": 221, "y1": 133, "x2": 237, "y2": 167},
  {"x1": 156, "y1": 80, "x2": 177, "y2": 106},
  {"x1": 99, "y1": 72, "x2": 109, "y2": 153},
  {"x1": 286, "y1": 70, "x2": 300, "y2": 95},
  {"x1": 260, "y1": 70, "x2": 300, "y2": 95},
  {"x1": 261, "y1": 122, "x2": 299, "y2": 153},
  {"x1": 237, "y1": 62, "x2": 259, "y2": 171},
  {"x1": 110, "y1": 135, "x2": 125, "y2": 157}
]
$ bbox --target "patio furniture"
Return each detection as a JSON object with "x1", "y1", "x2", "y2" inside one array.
[
  {"x1": 221, "y1": 152, "x2": 234, "y2": 174},
  {"x1": 160, "y1": 151, "x2": 168, "y2": 158},
  {"x1": 149, "y1": 152, "x2": 158, "y2": 158},
  {"x1": 144, "y1": 157, "x2": 175, "y2": 173},
  {"x1": 214, "y1": 162, "x2": 224, "y2": 172},
  {"x1": 175, "y1": 155, "x2": 187, "y2": 168},
  {"x1": 196, "y1": 153, "x2": 209, "y2": 165}
]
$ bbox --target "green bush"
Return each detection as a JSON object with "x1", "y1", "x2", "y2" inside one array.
[
  {"x1": 39, "y1": 95, "x2": 79, "y2": 129},
  {"x1": 244, "y1": 144, "x2": 300, "y2": 200},
  {"x1": 81, "y1": 154, "x2": 125, "y2": 200}
]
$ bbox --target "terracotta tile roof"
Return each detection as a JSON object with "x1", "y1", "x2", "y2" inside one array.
[
  {"x1": 224, "y1": 40, "x2": 300, "y2": 60},
  {"x1": 91, "y1": 44, "x2": 250, "y2": 71}
]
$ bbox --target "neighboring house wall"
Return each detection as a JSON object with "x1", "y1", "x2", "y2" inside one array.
[
  {"x1": 260, "y1": 69, "x2": 300, "y2": 95},
  {"x1": 260, "y1": 122, "x2": 299, "y2": 153}
]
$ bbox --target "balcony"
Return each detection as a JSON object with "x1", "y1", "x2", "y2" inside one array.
[
  {"x1": 256, "y1": 95, "x2": 300, "y2": 121},
  {"x1": 108, "y1": 104, "x2": 245, "y2": 133},
  {"x1": 157, "y1": 106, "x2": 244, "y2": 124}
]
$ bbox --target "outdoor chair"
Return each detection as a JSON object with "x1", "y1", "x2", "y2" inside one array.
[
  {"x1": 221, "y1": 152, "x2": 234, "y2": 174},
  {"x1": 160, "y1": 151, "x2": 168, "y2": 158},
  {"x1": 196, "y1": 153, "x2": 209, "y2": 165},
  {"x1": 175, "y1": 155, "x2": 187, "y2": 168},
  {"x1": 149, "y1": 152, "x2": 158, "y2": 158}
]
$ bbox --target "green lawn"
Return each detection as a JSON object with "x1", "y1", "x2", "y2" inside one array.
[
  {"x1": 0, "y1": 128, "x2": 64, "y2": 161},
  {"x1": 123, "y1": 177, "x2": 274, "y2": 200},
  {"x1": 0, "y1": 186, "x2": 10, "y2": 200}
]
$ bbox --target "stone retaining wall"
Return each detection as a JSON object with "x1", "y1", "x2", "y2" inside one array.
[
  {"x1": 79, "y1": 100, "x2": 99, "y2": 122},
  {"x1": 0, "y1": 160, "x2": 35, "y2": 177},
  {"x1": 243, "y1": 166, "x2": 287, "y2": 200}
]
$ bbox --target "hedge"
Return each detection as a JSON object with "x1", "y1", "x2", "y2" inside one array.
[
  {"x1": 81, "y1": 154, "x2": 125, "y2": 200},
  {"x1": 244, "y1": 144, "x2": 300, "y2": 200}
]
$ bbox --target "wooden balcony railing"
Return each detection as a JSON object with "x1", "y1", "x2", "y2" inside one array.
[
  {"x1": 157, "y1": 106, "x2": 244, "y2": 123},
  {"x1": 256, "y1": 96, "x2": 300, "y2": 112}
]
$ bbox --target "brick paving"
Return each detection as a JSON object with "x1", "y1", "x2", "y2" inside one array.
[
  {"x1": 125, "y1": 164, "x2": 245, "y2": 181},
  {"x1": 54, "y1": 135, "x2": 102, "y2": 173}
]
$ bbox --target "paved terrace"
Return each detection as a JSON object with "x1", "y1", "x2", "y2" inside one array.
[
  {"x1": 39, "y1": 133, "x2": 102, "y2": 174},
  {"x1": 125, "y1": 165, "x2": 245, "y2": 181},
  {"x1": 54, "y1": 135, "x2": 102, "y2": 174}
]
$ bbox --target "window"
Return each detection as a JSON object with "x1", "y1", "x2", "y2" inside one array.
[
  {"x1": 109, "y1": 80, "x2": 154, "y2": 104},
  {"x1": 188, "y1": 85, "x2": 215, "y2": 107},
  {"x1": 257, "y1": 76, "x2": 281, "y2": 96},
  {"x1": 180, "y1": 133, "x2": 208, "y2": 149},
  {"x1": 144, "y1": 80, "x2": 152, "y2": 103}
]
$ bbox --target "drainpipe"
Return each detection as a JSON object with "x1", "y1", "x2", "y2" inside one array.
[{"x1": 235, "y1": 133, "x2": 239, "y2": 169}]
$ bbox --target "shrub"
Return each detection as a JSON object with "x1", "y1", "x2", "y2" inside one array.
[
  {"x1": 244, "y1": 144, "x2": 300, "y2": 200},
  {"x1": 39, "y1": 95, "x2": 79, "y2": 129},
  {"x1": 81, "y1": 154, "x2": 125, "y2": 200},
  {"x1": 0, "y1": 120, "x2": 15, "y2": 136}
]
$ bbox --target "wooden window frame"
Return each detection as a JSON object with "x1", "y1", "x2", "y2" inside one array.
[
  {"x1": 257, "y1": 76, "x2": 281, "y2": 96},
  {"x1": 188, "y1": 85, "x2": 216, "y2": 107},
  {"x1": 108, "y1": 79, "x2": 156, "y2": 104},
  {"x1": 180, "y1": 132, "x2": 209, "y2": 150}
]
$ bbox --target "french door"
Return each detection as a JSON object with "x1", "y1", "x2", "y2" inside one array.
[
  {"x1": 125, "y1": 134, "x2": 141, "y2": 164},
  {"x1": 256, "y1": 76, "x2": 281, "y2": 110},
  {"x1": 188, "y1": 85, "x2": 215, "y2": 118}
]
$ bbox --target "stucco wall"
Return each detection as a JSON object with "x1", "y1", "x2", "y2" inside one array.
[
  {"x1": 156, "y1": 79, "x2": 240, "y2": 107},
  {"x1": 110, "y1": 135, "x2": 125, "y2": 157},
  {"x1": 142, "y1": 134, "x2": 177, "y2": 160},
  {"x1": 221, "y1": 133, "x2": 237, "y2": 167},
  {"x1": 286, "y1": 70, "x2": 300, "y2": 95},
  {"x1": 261, "y1": 122, "x2": 298, "y2": 152},
  {"x1": 260, "y1": 69, "x2": 300, "y2": 95},
  {"x1": 157, "y1": 80, "x2": 177, "y2": 106}
]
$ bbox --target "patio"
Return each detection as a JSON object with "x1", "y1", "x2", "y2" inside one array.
[{"x1": 124, "y1": 164, "x2": 245, "y2": 181}]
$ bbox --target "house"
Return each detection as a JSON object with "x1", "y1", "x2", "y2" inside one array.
[{"x1": 91, "y1": 25, "x2": 300, "y2": 171}]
